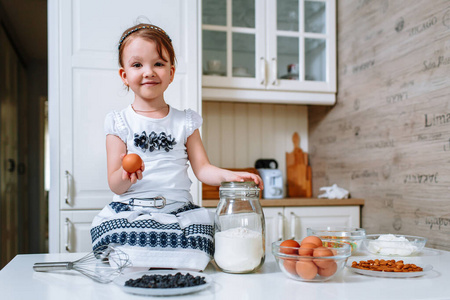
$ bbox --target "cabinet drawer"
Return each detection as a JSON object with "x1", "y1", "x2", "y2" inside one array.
[
  {"x1": 263, "y1": 205, "x2": 361, "y2": 251},
  {"x1": 60, "y1": 210, "x2": 100, "y2": 253},
  {"x1": 285, "y1": 206, "x2": 360, "y2": 240}
]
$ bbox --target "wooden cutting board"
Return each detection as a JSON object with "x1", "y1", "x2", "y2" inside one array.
[{"x1": 286, "y1": 132, "x2": 312, "y2": 197}]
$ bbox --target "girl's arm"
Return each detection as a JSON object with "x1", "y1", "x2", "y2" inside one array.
[
  {"x1": 106, "y1": 134, "x2": 144, "y2": 194},
  {"x1": 186, "y1": 130, "x2": 264, "y2": 189}
]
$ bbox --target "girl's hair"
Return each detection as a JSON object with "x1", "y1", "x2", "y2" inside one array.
[{"x1": 118, "y1": 23, "x2": 176, "y2": 67}]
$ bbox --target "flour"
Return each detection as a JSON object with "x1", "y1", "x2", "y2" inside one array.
[
  {"x1": 367, "y1": 234, "x2": 418, "y2": 256},
  {"x1": 214, "y1": 227, "x2": 264, "y2": 272}
]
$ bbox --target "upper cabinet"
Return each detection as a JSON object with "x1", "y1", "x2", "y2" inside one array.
[{"x1": 201, "y1": 0, "x2": 336, "y2": 105}]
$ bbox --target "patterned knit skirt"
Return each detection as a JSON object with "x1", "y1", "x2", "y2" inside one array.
[{"x1": 90, "y1": 201, "x2": 214, "y2": 271}]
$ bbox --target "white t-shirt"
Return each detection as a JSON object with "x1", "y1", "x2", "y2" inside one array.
[{"x1": 104, "y1": 105, "x2": 202, "y2": 203}]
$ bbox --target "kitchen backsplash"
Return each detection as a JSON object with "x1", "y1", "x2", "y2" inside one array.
[{"x1": 202, "y1": 101, "x2": 308, "y2": 182}]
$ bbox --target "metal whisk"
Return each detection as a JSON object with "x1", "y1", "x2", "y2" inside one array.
[{"x1": 33, "y1": 245, "x2": 131, "y2": 283}]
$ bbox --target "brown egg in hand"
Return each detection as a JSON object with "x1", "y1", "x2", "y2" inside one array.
[{"x1": 122, "y1": 153, "x2": 143, "y2": 173}]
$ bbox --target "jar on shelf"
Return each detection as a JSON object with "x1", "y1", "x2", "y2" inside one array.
[{"x1": 214, "y1": 181, "x2": 265, "y2": 273}]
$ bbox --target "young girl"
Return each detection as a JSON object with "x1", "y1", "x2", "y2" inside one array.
[{"x1": 90, "y1": 23, "x2": 263, "y2": 271}]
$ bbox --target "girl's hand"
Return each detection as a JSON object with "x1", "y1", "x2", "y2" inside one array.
[
  {"x1": 225, "y1": 171, "x2": 264, "y2": 190},
  {"x1": 119, "y1": 153, "x2": 145, "y2": 184}
]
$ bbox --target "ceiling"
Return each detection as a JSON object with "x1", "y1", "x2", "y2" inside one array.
[{"x1": 0, "y1": 0, "x2": 47, "y2": 62}]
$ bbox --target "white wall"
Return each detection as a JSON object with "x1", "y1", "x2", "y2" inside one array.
[{"x1": 202, "y1": 101, "x2": 308, "y2": 186}]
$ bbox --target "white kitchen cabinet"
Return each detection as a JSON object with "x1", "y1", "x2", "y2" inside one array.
[
  {"x1": 49, "y1": 0, "x2": 201, "y2": 253},
  {"x1": 201, "y1": 0, "x2": 336, "y2": 104},
  {"x1": 263, "y1": 206, "x2": 360, "y2": 253},
  {"x1": 60, "y1": 210, "x2": 100, "y2": 253},
  {"x1": 63, "y1": 206, "x2": 360, "y2": 255},
  {"x1": 263, "y1": 207, "x2": 284, "y2": 254}
]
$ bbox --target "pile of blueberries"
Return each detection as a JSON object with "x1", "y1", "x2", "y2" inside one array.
[{"x1": 124, "y1": 272, "x2": 207, "y2": 289}]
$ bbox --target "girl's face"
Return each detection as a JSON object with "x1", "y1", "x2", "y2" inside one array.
[{"x1": 119, "y1": 37, "x2": 175, "y2": 104}]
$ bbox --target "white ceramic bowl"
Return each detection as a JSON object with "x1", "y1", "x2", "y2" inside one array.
[{"x1": 362, "y1": 234, "x2": 427, "y2": 256}]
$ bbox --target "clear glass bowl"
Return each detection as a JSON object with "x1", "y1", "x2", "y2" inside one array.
[
  {"x1": 306, "y1": 227, "x2": 366, "y2": 253},
  {"x1": 362, "y1": 234, "x2": 427, "y2": 256},
  {"x1": 272, "y1": 240, "x2": 351, "y2": 282}
]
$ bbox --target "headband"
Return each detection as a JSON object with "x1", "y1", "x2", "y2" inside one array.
[{"x1": 118, "y1": 25, "x2": 172, "y2": 50}]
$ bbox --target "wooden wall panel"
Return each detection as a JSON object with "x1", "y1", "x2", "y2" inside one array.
[
  {"x1": 202, "y1": 101, "x2": 308, "y2": 193},
  {"x1": 234, "y1": 103, "x2": 249, "y2": 167},
  {"x1": 309, "y1": 0, "x2": 450, "y2": 250}
]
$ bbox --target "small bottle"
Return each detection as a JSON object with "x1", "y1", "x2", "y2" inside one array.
[{"x1": 214, "y1": 181, "x2": 265, "y2": 273}]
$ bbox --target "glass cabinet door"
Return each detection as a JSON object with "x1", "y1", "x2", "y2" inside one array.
[
  {"x1": 202, "y1": 0, "x2": 265, "y2": 89},
  {"x1": 304, "y1": 0, "x2": 326, "y2": 82},
  {"x1": 202, "y1": 0, "x2": 227, "y2": 76},
  {"x1": 267, "y1": 0, "x2": 334, "y2": 92},
  {"x1": 202, "y1": 0, "x2": 336, "y2": 94},
  {"x1": 276, "y1": 0, "x2": 300, "y2": 82}
]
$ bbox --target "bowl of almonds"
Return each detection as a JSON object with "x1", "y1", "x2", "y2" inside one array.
[
  {"x1": 347, "y1": 259, "x2": 433, "y2": 278},
  {"x1": 352, "y1": 259, "x2": 422, "y2": 272}
]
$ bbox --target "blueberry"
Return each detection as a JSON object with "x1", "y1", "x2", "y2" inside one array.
[{"x1": 124, "y1": 273, "x2": 207, "y2": 289}]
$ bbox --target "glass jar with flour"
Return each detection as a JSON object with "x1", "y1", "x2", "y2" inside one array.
[{"x1": 214, "y1": 181, "x2": 265, "y2": 273}]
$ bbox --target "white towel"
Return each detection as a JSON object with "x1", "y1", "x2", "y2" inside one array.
[{"x1": 318, "y1": 184, "x2": 350, "y2": 199}]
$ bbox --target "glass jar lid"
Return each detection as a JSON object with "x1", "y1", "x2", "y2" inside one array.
[{"x1": 220, "y1": 181, "x2": 259, "y2": 191}]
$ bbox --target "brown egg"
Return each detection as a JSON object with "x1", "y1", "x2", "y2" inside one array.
[
  {"x1": 298, "y1": 243, "x2": 318, "y2": 256},
  {"x1": 301, "y1": 236, "x2": 323, "y2": 248},
  {"x1": 280, "y1": 239, "x2": 300, "y2": 255},
  {"x1": 296, "y1": 260, "x2": 318, "y2": 280},
  {"x1": 122, "y1": 153, "x2": 143, "y2": 173},
  {"x1": 313, "y1": 247, "x2": 335, "y2": 269},
  {"x1": 313, "y1": 247, "x2": 333, "y2": 256},
  {"x1": 318, "y1": 261, "x2": 338, "y2": 277},
  {"x1": 282, "y1": 259, "x2": 298, "y2": 275}
]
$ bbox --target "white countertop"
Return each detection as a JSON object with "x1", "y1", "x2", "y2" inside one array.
[{"x1": 1, "y1": 248, "x2": 450, "y2": 300}]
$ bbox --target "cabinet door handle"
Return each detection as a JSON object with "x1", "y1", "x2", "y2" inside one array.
[
  {"x1": 7, "y1": 159, "x2": 15, "y2": 172},
  {"x1": 290, "y1": 212, "x2": 296, "y2": 240},
  {"x1": 64, "y1": 170, "x2": 70, "y2": 205},
  {"x1": 260, "y1": 57, "x2": 266, "y2": 85},
  {"x1": 277, "y1": 212, "x2": 284, "y2": 241},
  {"x1": 271, "y1": 57, "x2": 278, "y2": 86},
  {"x1": 65, "y1": 218, "x2": 71, "y2": 252}
]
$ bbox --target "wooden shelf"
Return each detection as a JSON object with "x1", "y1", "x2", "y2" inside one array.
[{"x1": 202, "y1": 198, "x2": 365, "y2": 208}]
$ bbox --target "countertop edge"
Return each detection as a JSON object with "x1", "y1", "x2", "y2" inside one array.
[{"x1": 202, "y1": 198, "x2": 365, "y2": 208}]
